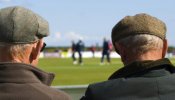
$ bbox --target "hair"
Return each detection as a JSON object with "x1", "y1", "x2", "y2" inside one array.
[
  {"x1": 117, "y1": 34, "x2": 164, "y2": 55},
  {"x1": 0, "y1": 43, "x2": 32, "y2": 60}
]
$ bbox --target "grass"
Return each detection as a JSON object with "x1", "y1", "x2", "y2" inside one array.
[
  {"x1": 38, "y1": 57, "x2": 175, "y2": 86},
  {"x1": 38, "y1": 58, "x2": 123, "y2": 86}
]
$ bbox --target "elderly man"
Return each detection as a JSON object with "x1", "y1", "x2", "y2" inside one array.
[
  {"x1": 0, "y1": 6, "x2": 70, "y2": 100},
  {"x1": 81, "y1": 13, "x2": 175, "y2": 100}
]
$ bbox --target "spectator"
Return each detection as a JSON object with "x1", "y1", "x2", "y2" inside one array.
[
  {"x1": 81, "y1": 13, "x2": 175, "y2": 100},
  {"x1": 0, "y1": 6, "x2": 70, "y2": 100}
]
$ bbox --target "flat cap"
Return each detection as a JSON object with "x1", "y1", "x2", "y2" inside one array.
[
  {"x1": 111, "y1": 13, "x2": 166, "y2": 44},
  {"x1": 0, "y1": 6, "x2": 49, "y2": 44}
]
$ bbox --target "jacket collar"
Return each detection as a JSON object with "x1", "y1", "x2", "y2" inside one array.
[
  {"x1": 109, "y1": 58, "x2": 175, "y2": 80},
  {"x1": 0, "y1": 62, "x2": 54, "y2": 86}
]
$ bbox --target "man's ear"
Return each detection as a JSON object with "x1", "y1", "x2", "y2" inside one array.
[
  {"x1": 30, "y1": 40, "x2": 43, "y2": 63},
  {"x1": 162, "y1": 39, "x2": 168, "y2": 58},
  {"x1": 115, "y1": 42, "x2": 126, "y2": 59},
  {"x1": 115, "y1": 42, "x2": 127, "y2": 64},
  {"x1": 114, "y1": 42, "x2": 120, "y2": 54}
]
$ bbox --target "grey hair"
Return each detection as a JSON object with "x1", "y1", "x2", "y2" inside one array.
[
  {"x1": 0, "y1": 43, "x2": 32, "y2": 58},
  {"x1": 117, "y1": 34, "x2": 164, "y2": 55}
]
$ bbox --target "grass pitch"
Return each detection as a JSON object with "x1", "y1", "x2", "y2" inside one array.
[
  {"x1": 38, "y1": 58, "x2": 123, "y2": 86},
  {"x1": 38, "y1": 58, "x2": 175, "y2": 86}
]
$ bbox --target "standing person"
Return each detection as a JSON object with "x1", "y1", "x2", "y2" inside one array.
[
  {"x1": 76, "y1": 40, "x2": 84, "y2": 65},
  {"x1": 90, "y1": 45, "x2": 96, "y2": 58},
  {"x1": 81, "y1": 13, "x2": 175, "y2": 100},
  {"x1": 71, "y1": 41, "x2": 77, "y2": 64},
  {"x1": 100, "y1": 38, "x2": 110, "y2": 65},
  {"x1": 108, "y1": 40, "x2": 113, "y2": 52},
  {"x1": 0, "y1": 6, "x2": 70, "y2": 100}
]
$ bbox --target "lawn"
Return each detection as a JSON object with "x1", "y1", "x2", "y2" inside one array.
[
  {"x1": 38, "y1": 58, "x2": 175, "y2": 86},
  {"x1": 38, "y1": 58, "x2": 123, "y2": 86}
]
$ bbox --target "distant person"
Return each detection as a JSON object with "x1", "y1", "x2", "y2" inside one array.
[
  {"x1": 81, "y1": 13, "x2": 175, "y2": 100},
  {"x1": 0, "y1": 6, "x2": 70, "y2": 100},
  {"x1": 76, "y1": 40, "x2": 85, "y2": 65},
  {"x1": 90, "y1": 45, "x2": 96, "y2": 58},
  {"x1": 71, "y1": 41, "x2": 77, "y2": 64},
  {"x1": 108, "y1": 40, "x2": 113, "y2": 52},
  {"x1": 100, "y1": 38, "x2": 110, "y2": 64}
]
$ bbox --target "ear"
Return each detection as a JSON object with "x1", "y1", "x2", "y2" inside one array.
[
  {"x1": 114, "y1": 42, "x2": 120, "y2": 55},
  {"x1": 114, "y1": 42, "x2": 126, "y2": 64},
  {"x1": 29, "y1": 40, "x2": 43, "y2": 63},
  {"x1": 162, "y1": 39, "x2": 168, "y2": 58},
  {"x1": 114, "y1": 42, "x2": 125, "y2": 55}
]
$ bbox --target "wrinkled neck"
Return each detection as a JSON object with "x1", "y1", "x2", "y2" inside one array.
[{"x1": 122, "y1": 50, "x2": 163, "y2": 65}]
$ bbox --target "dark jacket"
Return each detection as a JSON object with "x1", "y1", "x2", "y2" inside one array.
[
  {"x1": 76, "y1": 40, "x2": 84, "y2": 52},
  {"x1": 102, "y1": 40, "x2": 109, "y2": 53},
  {"x1": 0, "y1": 62, "x2": 71, "y2": 100},
  {"x1": 81, "y1": 58, "x2": 175, "y2": 100}
]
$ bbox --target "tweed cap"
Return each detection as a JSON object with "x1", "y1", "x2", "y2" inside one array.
[
  {"x1": 111, "y1": 13, "x2": 166, "y2": 44},
  {"x1": 0, "y1": 6, "x2": 49, "y2": 44}
]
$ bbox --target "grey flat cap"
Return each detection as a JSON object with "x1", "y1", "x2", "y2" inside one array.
[
  {"x1": 111, "y1": 13, "x2": 166, "y2": 44},
  {"x1": 0, "y1": 6, "x2": 49, "y2": 44}
]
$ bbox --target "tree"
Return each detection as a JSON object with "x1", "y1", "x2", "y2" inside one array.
[{"x1": 168, "y1": 46, "x2": 175, "y2": 53}]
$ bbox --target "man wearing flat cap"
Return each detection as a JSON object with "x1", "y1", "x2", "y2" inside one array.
[
  {"x1": 81, "y1": 13, "x2": 175, "y2": 100},
  {"x1": 0, "y1": 6, "x2": 70, "y2": 100}
]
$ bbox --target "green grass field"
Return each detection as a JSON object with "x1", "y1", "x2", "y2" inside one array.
[
  {"x1": 38, "y1": 58, "x2": 123, "y2": 86},
  {"x1": 38, "y1": 58, "x2": 175, "y2": 86}
]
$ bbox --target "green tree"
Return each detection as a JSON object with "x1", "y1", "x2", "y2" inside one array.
[{"x1": 168, "y1": 46, "x2": 175, "y2": 53}]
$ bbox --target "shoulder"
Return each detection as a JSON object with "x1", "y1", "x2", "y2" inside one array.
[
  {"x1": 83, "y1": 74, "x2": 175, "y2": 100},
  {"x1": 88, "y1": 78, "x2": 125, "y2": 92},
  {"x1": 28, "y1": 83, "x2": 71, "y2": 100},
  {"x1": 0, "y1": 82, "x2": 71, "y2": 100},
  {"x1": 82, "y1": 79, "x2": 124, "y2": 99}
]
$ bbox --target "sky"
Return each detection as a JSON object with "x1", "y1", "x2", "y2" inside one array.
[{"x1": 0, "y1": 0, "x2": 175, "y2": 47}]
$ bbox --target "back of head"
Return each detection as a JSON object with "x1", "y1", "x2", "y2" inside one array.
[
  {"x1": 112, "y1": 13, "x2": 166, "y2": 43},
  {"x1": 111, "y1": 13, "x2": 167, "y2": 64},
  {"x1": 116, "y1": 34, "x2": 164, "y2": 55},
  {"x1": 0, "y1": 6, "x2": 49, "y2": 63},
  {"x1": 0, "y1": 6, "x2": 49, "y2": 43}
]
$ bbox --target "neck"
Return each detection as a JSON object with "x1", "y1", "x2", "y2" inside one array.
[
  {"x1": 0, "y1": 57, "x2": 27, "y2": 63},
  {"x1": 122, "y1": 50, "x2": 163, "y2": 65},
  {"x1": 0, "y1": 51, "x2": 30, "y2": 64}
]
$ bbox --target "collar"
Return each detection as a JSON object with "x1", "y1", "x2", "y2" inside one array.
[
  {"x1": 109, "y1": 58, "x2": 175, "y2": 80},
  {"x1": 0, "y1": 62, "x2": 55, "y2": 86}
]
